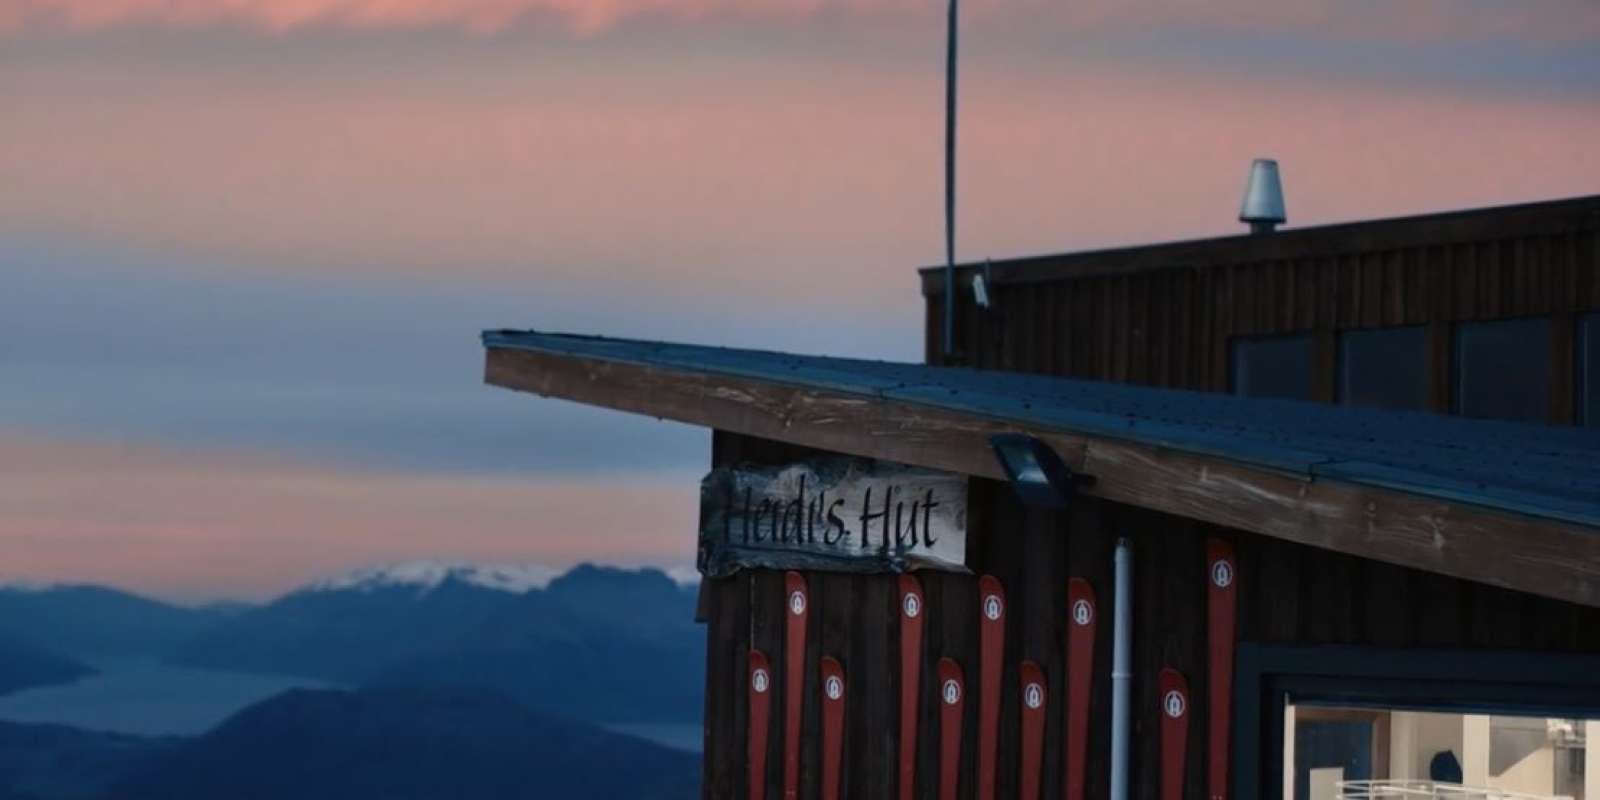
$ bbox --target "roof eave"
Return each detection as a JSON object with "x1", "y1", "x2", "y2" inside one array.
[{"x1": 483, "y1": 336, "x2": 1600, "y2": 609}]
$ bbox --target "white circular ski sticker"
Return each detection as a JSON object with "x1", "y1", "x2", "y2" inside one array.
[
  {"x1": 1211, "y1": 559, "x2": 1234, "y2": 589},
  {"x1": 1071, "y1": 599, "x2": 1093, "y2": 626},
  {"x1": 1024, "y1": 683, "x2": 1044, "y2": 710},
  {"x1": 1163, "y1": 690, "x2": 1186, "y2": 719},
  {"x1": 902, "y1": 593, "x2": 921, "y2": 619},
  {"x1": 752, "y1": 668, "x2": 769, "y2": 694},
  {"x1": 789, "y1": 591, "x2": 806, "y2": 616},
  {"x1": 983, "y1": 594, "x2": 1003, "y2": 621},
  {"x1": 825, "y1": 676, "x2": 843, "y2": 701},
  {"x1": 942, "y1": 679, "x2": 961, "y2": 705}
]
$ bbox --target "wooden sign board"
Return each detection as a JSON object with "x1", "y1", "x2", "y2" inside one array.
[{"x1": 698, "y1": 459, "x2": 969, "y2": 578}]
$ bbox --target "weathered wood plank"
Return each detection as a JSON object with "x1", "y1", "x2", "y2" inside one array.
[{"x1": 487, "y1": 346, "x2": 1600, "y2": 609}]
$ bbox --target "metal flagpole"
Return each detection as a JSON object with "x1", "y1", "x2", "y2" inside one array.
[{"x1": 942, "y1": 0, "x2": 958, "y2": 359}]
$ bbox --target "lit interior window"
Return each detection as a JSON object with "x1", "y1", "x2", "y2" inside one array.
[{"x1": 1286, "y1": 703, "x2": 1594, "y2": 800}]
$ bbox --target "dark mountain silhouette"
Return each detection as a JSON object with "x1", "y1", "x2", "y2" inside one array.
[
  {"x1": 174, "y1": 577, "x2": 511, "y2": 681},
  {"x1": 174, "y1": 564, "x2": 703, "y2": 721},
  {"x1": 110, "y1": 687, "x2": 699, "y2": 800},
  {"x1": 0, "y1": 719, "x2": 173, "y2": 800},
  {"x1": 371, "y1": 565, "x2": 702, "y2": 720},
  {"x1": 0, "y1": 587, "x2": 238, "y2": 661},
  {"x1": 0, "y1": 639, "x2": 93, "y2": 698}
]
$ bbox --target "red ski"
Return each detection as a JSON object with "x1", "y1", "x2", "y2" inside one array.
[
  {"x1": 1019, "y1": 660, "x2": 1048, "y2": 800},
  {"x1": 937, "y1": 657, "x2": 965, "y2": 800},
  {"x1": 820, "y1": 657, "x2": 847, "y2": 800},
  {"x1": 1159, "y1": 668, "x2": 1190, "y2": 800},
  {"x1": 783, "y1": 572, "x2": 808, "y2": 800},
  {"x1": 748, "y1": 650, "x2": 773, "y2": 800},
  {"x1": 1207, "y1": 539, "x2": 1237, "y2": 800},
  {"x1": 977, "y1": 574, "x2": 1005, "y2": 800},
  {"x1": 898, "y1": 574, "x2": 925, "y2": 800},
  {"x1": 1063, "y1": 578, "x2": 1096, "y2": 800}
]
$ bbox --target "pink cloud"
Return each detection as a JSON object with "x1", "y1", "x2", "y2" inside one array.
[
  {"x1": 3, "y1": 53, "x2": 1596, "y2": 314},
  {"x1": 1, "y1": 0, "x2": 925, "y2": 35},
  {"x1": 1, "y1": 0, "x2": 1596, "y2": 40},
  {"x1": 0, "y1": 432, "x2": 700, "y2": 601}
]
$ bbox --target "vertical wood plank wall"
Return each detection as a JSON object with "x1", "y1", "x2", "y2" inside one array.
[
  {"x1": 923, "y1": 199, "x2": 1600, "y2": 423},
  {"x1": 700, "y1": 432, "x2": 1600, "y2": 800}
]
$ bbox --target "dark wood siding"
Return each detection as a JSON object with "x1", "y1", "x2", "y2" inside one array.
[
  {"x1": 924, "y1": 197, "x2": 1600, "y2": 424},
  {"x1": 702, "y1": 432, "x2": 1600, "y2": 800}
]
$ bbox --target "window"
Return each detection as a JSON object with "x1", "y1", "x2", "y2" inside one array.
[
  {"x1": 1338, "y1": 327, "x2": 1428, "y2": 412},
  {"x1": 1233, "y1": 335, "x2": 1317, "y2": 401},
  {"x1": 1454, "y1": 318, "x2": 1551, "y2": 423},
  {"x1": 1287, "y1": 704, "x2": 1593, "y2": 800},
  {"x1": 1243, "y1": 646, "x2": 1600, "y2": 800},
  {"x1": 1582, "y1": 314, "x2": 1599, "y2": 428}
]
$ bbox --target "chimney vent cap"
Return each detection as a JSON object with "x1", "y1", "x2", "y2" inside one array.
[{"x1": 1239, "y1": 158, "x2": 1287, "y2": 233}]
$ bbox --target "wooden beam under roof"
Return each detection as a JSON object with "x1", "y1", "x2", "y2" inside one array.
[{"x1": 483, "y1": 333, "x2": 1600, "y2": 609}]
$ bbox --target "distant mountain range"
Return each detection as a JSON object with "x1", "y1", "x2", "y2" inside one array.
[
  {"x1": 0, "y1": 687, "x2": 698, "y2": 800},
  {"x1": 173, "y1": 563, "x2": 704, "y2": 722},
  {"x1": 0, "y1": 585, "x2": 239, "y2": 662},
  {"x1": 0, "y1": 563, "x2": 706, "y2": 798}
]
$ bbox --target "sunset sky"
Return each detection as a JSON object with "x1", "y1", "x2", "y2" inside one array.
[{"x1": 3, "y1": 0, "x2": 1598, "y2": 601}]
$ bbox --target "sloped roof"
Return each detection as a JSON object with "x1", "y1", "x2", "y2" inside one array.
[{"x1": 482, "y1": 329, "x2": 1600, "y2": 606}]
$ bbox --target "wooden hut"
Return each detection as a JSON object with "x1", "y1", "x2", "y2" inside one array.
[{"x1": 482, "y1": 195, "x2": 1600, "y2": 800}]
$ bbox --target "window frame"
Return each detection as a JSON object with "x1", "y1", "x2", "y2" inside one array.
[
  {"x1": 1580, "y1": 312, "x2": 1599, "y2": 428},
  {"x1": 1233, "y1": 644, "x2": 1600, "y2": 800},
  {"x1": 1230, "y1": 333, "x2": 1319, "y2": 402},
  {"x1": 1451, "y1": 316, "x2": 1554, "y2": 423},
  {"x1": 1335, "y1": 325, "x2": 1429, "y2": 412}
]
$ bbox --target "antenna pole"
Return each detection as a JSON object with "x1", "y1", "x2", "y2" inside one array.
[{"x1": 941, "y1": 0, "x2": 959, "y2": 360}]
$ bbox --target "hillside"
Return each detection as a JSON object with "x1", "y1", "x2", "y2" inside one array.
[
  {"x1": 0, "y1": 586, "x2": 237, "y2": 661},
  {"x1": 109, "y1": 687, "x2": 699, "y2": 800},
  {"x1": 0, "y1": 719, "x2": 172, "y2": 800},
  {"x1": 0, "y1": 639, "x2": 93, "y2": 698}
]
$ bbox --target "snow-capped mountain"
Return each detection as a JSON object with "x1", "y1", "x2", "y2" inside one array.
[
  {"x1": 305, "y1": 561, "x2": 560, "y2": 596},
  {"x1": 303, "y1": 561, "x2": 698, "y2": 596},
  {"x1": 174, "y1": 562, "x2": 705, "y2": 722},
  {"x1": 0, "y1": 578, "x2": 59, "y2": 592}
]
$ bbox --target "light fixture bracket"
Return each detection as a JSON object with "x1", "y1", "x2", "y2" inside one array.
[{"x1": 988, "y1": 433, "x2": 1093, "y2": 510}]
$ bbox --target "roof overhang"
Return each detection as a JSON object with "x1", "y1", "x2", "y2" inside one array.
[{"x1": 483, "y1": 330, "x2": 1600, "y2": 608}]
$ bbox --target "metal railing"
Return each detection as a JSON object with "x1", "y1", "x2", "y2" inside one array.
[{"x1": 1338, "y1": 781, "x2": 1572, "y2": 800}]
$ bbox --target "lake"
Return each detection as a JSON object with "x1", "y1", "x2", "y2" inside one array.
[{"x1": 0, "y1": 658, "x2": 338, "y2": 736}]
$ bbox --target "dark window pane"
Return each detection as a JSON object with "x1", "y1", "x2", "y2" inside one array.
[
  {"x1": 1231, "y1": 335, "x2": 1316, "y2": 401},
  {"x1": 1338, "y1": 326, "x2": 1428, "y2": 411},
  {"x1": 1583, "y1": 313, "x2": 1599, "y2": 428},
  {"x1": 1454, "y1": 318, "x2": 1551, "y2": 423}
]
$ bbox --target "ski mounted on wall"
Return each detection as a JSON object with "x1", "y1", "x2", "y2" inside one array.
[
  {"x1": 1207, "y1": 539, "x2": 1237, "y2": 800},
  {"x1": 1019, "y1": 660, "x2": 1048, "y2": 800},
  {"x1": 1064, "y1": 577, "x2": 1096, "y2": 800},
  {"x1": 977, "y1": 574, "x2": 1005, "y2": 800},
  {"x1": 820, "y1": 657, "x2": 847, "y2": 800},
  {"x1": 1159, "y1": 667, "x2": 1190, "y2": 800},
  {"x1": 783, "y1": 571, "x2": 808, "y2": 800},
  {"x1": 899, "y1": 574, "x2": 925, "y2": 800},
  {"x1": 938, "y1": 657, "x2": 965, "y2": 800},
  {"x1": 748, "y1": 650, "x2": 773, "y2": 800}
]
